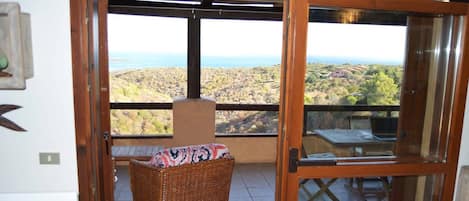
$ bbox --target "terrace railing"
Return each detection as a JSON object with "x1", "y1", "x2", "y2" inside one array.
[{"x1": 110, "y1": 102, "x2": 400, "y2": 138}]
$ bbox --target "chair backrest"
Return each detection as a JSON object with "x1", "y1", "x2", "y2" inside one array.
[
  {"x1": 348, "y1": 116, "x2": 371, "y2": 129},
  {"x1": 130, "y1": 158, "x2": 235, "y2": 201},
  {"x1": 370, "y1": 117, "x2": 398, "y2": 138}
]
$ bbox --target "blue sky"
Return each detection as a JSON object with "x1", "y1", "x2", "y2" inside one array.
[{"x1": 108, "y1": 14, "x2": 407, "y2": 63}]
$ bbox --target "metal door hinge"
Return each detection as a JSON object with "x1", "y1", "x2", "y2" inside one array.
[
  {"x1": 399, "y1": 129, "x2": 407, "y2": 139},
  {"x1": 91, "y1": 184, "x2": 96, "y2": 196}
]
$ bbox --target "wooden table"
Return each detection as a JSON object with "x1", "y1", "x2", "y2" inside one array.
[
  {"x1": 112, "y1": 145, "x2": 163, "y2": 161},
  {"x1": 307, "y1": 129, "x2": 395, "y2": 157},
  {"x1": 314, "y1": 129, "x2": 394, "y2": 144},
  {"x1": 112, "y1": 146, "x2": 164, "y2": 182},
  {"x1": 306, "y1": 129, "x2": 394, "y2": 198}
]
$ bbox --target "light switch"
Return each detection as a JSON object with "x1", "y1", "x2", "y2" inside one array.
[{"x1": 39, "y1": 152, "x2": 60, "y2": 165}]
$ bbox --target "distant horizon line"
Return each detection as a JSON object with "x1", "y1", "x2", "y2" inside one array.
[{"x1": 109, "y1": 52, "x2": 403, "y2": 71}]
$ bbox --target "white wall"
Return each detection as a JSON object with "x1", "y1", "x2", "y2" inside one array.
[
  {"x1": 455, "y1": 83, "x2": 469, "y2": 201},
  {"x1": 0, "y1": 0, "x2": 78, "y2": 200}
]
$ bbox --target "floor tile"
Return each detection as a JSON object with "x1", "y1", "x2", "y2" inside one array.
[
  {"x1": 230, "y1": 186, "x2": 251, "y2": 198},
  {"x1": 114, "y1": 163, "x2": 388, "y2": 201},
  {"x1": 252, "y1": 195, "x2": 275, "y2": 201},
  {"x1": 247, "y1": 186, "x2": 274, "y2": 197}
]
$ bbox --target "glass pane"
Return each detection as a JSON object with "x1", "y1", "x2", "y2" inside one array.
[
  {"x1": 215, "y1": 111, "x2": 278, "y2": 135},
  {"x1": 303, "y1": 9, "x2": 463, "y2": 162},
  {"x1": 201, "y1": 19, "x2": 282, "y2": 104},
  {"x1": 298, "y1": 175, "x2": 443, "y2": 201},
  {"x1": 110, "y1": 110, "x2": 173, "y2": 136},
  {"x1": 304, "y1": 63, "x2": 404, "y2": 106},
  {"x1": 108, "y1": 14, "x2": 188, "y2": 102}
]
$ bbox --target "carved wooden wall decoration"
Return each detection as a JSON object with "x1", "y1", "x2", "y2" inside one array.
[
  {"x1": 0, "y1": 2, "x2": 33, "y2": 89},
  {"x1": 0, "y1": 104, "x2": 26, "y2": 131}
]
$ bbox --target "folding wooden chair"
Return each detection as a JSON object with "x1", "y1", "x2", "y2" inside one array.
[
  {"x1": 299, "y1": 145, "x2": 339, "y2": 201},
  {"x1": 348, "y1": 115, "x2": 393, "y2": 199}
]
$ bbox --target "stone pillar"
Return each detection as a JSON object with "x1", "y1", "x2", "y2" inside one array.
[{"x1": 172, "y1": 97, "x2": 216, "y2": 146}]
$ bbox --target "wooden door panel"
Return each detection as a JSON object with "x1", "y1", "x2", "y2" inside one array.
[{"x1": 276, "y1": 1, "x2": 469, "y2": 201}]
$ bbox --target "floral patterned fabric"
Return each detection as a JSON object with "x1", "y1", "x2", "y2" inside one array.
[{"x1": 148, "y1": 143, "x2": 232, "y2": 168}]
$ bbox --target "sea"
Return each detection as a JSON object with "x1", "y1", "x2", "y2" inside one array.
[{"x1": 109, "y1": 52, "x2": 402, "y2": 71}]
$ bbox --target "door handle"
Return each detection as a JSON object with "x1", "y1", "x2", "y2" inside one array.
[
  {"x1": 103, "y1": 131, "x2": 110, "y2": 155},
  {"x1": 288, "y1": 148, "x2": 299, "y2": 173}
]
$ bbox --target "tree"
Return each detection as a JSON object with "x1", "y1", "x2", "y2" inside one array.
[{"x1": 361, "y1": 72, "x2": 399, "y2": 105}]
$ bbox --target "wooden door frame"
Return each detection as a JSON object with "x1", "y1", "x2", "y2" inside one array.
[
  {"x1": 70, "y1": 0, "x2": 113, "y2": 201},
  {"x1": 70, "y1": 0, "x2": 94, "y2": 200},
  {"x1": 69, "y1": 0, "x2": 469, "y2": 200},
  {"x1": 277, "y1": 1, "x2": 469, "y2": 201}
]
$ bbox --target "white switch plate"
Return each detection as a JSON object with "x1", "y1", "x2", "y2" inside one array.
[{"x1": 39, "y1": 152, "x2": 60, "y2": 165}]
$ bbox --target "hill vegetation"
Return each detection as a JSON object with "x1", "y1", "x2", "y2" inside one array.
[{"x1": 110, "y1": 63, "x2": 402, "y2": 135}]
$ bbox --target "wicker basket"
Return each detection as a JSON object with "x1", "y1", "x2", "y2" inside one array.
[{"x1": 129, "y1": 158, "x2": 235, "y2": 201}]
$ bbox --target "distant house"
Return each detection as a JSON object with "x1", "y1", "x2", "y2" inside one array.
[
  {"x1": 349, "y1": 65, "x2": 367, "y2": 73},
  {"x1": 330, "y1": 70, "x2": 348, "y2": 78},
  {"x1": 319, "y1": 72, "x2": 331, "y2": 79}
]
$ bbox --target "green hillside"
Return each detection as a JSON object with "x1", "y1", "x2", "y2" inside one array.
[{"x1": 110, "y1": 63, "x2": 402, "y2": 135}]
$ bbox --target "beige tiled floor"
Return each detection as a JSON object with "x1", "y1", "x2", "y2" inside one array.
[
  {"x1": 229, "y1": 164, "x2": 276, "y2": 201},
  {"x1": 114, "y1": 163, "x2": 387, "y2": 201}
]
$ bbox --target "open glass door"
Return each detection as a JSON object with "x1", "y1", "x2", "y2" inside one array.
[{"x1": 276, "y1": 1, "x2": 469, "y2": 201}]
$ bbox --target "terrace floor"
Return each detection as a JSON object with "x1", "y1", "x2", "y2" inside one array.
[{"x1": 114, "y1": 163, "x2": 387, "y2": 201}]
